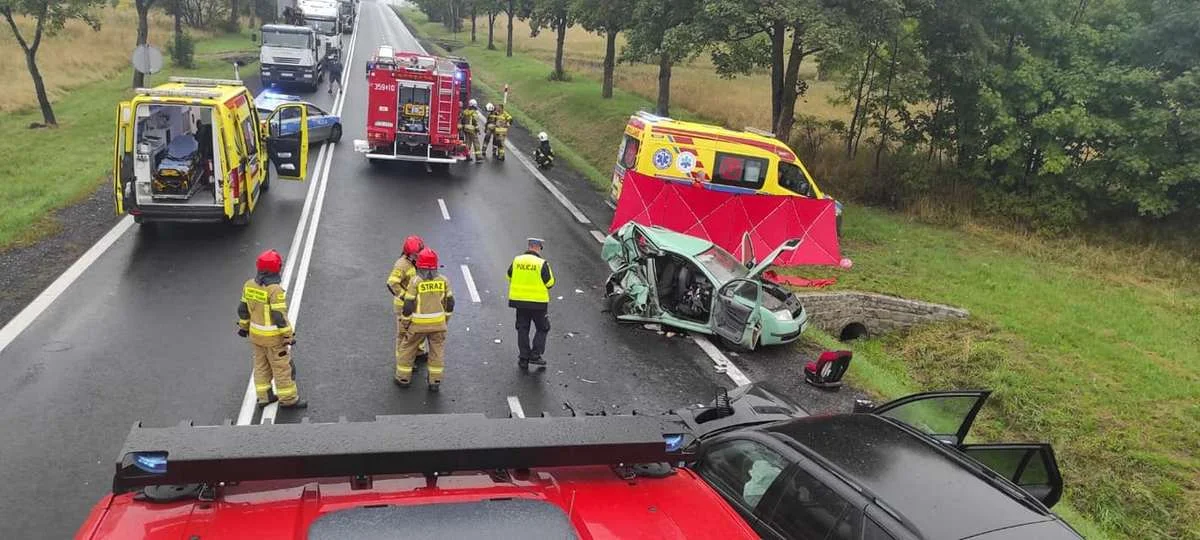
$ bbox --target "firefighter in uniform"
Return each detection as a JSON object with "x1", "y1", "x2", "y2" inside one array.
[
  {"x1": 534, "y1": 131, "x2": 554, "y2": 169},
  {"x1": 492, "y1": 103, "x2": 513, "y2": 161},
  {"x1": 388, "y1": 235, "x2": 428, "y2": 370},
  {"x1": 482, "y1": 102, "x2": 497, "y2": 156},
  {"x1": 507, "y1": 238, "x2": 555, "y2": 369},
  {"x1": 237, "y1": 249, "x2": 306, "y2": 408},
  {"x1": 459, "y1": 99, "x2": 483, "y2": 162},
  {"x1": 396, "y1": 248, "x2": 455, "y2": 391}
]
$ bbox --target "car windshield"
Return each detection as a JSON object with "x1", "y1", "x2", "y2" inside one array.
[
  {"x1": 696, "y1": 246, "x2": 747, "y2": 283},
  {"x1": 306, "y1": 18, "x2": 337, "y2": 34},
  {"x1": 262, "y1": 30, "x2": 310, "y2": 48}
]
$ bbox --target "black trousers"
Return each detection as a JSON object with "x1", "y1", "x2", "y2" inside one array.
[{"x1": 515, "y1": 308, "x2": 550, "y2": 360}]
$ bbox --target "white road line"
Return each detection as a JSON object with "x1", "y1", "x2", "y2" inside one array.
[
  {"x1": 437, "y1": 198, "x2": 450, "y2": 220},
  {"x1": 0, "y1": 216, "x2": 134, "y2": 355},
  {"x1": 460, "y1": 265, "x2": 481, "y2": 303},
  {"x1": 505, "y1": 141, "x2": 592, "y2": 225},
  {"x1": 692, "y1": 335, "x2": 752, "y2": 386},
  {"x1": 590, "y1": 230, "x2": 607, "y2": 244},
  {"x1": 507, "y1": 395, "x2": 526, "y2": 418},
  {"x1": 240, "y1": 2, "x2": 363, "y2": 425}
]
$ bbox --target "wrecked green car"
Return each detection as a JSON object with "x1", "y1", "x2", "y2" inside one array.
[{"x1": 602, "y1": 222, "x2": 809, "y2": 350}]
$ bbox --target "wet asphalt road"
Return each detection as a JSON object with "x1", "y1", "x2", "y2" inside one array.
[{"x1": 0, "y1": 2, "x2": 747, "y2": 537}]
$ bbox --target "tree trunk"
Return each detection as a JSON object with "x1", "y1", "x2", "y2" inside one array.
[
  {"x1": 506, "y1": 1, "x2": 514, "y2": 57},
  {"x1": 230, "y1": 0, "x2": 239, "y2": 29},
  {"x1": 552, "y1": 18, "x2": 566, "y2": 80},
  {"x1": 846, "y1": 41, "x2": 879, "y2": 158},
  {"x1": 775, "y1": 30, "x2": 806, "y2": 142},
  {"x1": 656, "y1": 51, "x2": 672, "y2": 116},
  {"x1": 174, "y1": 0, "x2": 183, "y2": 59},
  {"x1": 874, "y1": 31, "x2": 902, "y2": 174},
  {"x1": 602, "y1": 29, "x2": 616, "y2": 98},
  {"x1": 768, "y1": 21, "x2": 785, "y2": 130},
  {"x1": 26, "y1": 49, "x2": 56, "y2": 126},
  {"x1": 471, "y1": 5, "x2": 476, "y2": 42},
  {"x1": 487, "y1": 11, "x2": 496, "y2": 49},
  {"x1": 133, "y1": 1, "x2": 151, "y2": 88}
]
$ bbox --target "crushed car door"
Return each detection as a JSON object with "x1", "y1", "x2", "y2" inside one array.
[
  {"x1": 266, "y1": 103, "x2": 309, "y2": 180},
  {"x1": 112, "y1": 101, "x2": 134, "y2": 215},
  {"x1": 870, "y1": 390, "x2": 991, "y2": 445},
  {"x1": 960, "y1": 443, "x2": 1063, "y2": 508},
  {"x1": 713, "y1": 279, "x2": 762, "y2": 347}
]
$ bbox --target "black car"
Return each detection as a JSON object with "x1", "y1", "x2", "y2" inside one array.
[{"x1": 673, "y1": 385, "x2": 1081, "y2": 540}]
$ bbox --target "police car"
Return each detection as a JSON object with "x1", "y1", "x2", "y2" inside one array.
[{"x1": 254, "y1": 89, "x2": 342, "y2": 144}]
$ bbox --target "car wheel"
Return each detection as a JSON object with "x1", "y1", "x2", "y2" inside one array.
[
  {"x1": 719, "y1": 329, "x2": 758, "y2": 352},
  {"x1": 330, "y1": 124, "x2": 342, "y2": 143},
  {"x1": 260, "y1": 168, "x2": 272, "y2": 193},
  {"x1": 608, "y1": 294, "x2": 634, "y2": 320}
]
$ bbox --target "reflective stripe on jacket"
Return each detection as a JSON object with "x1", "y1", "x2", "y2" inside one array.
[
  {"x1": 507, "y1": 252, "x2": 554, "y2": 309},
  {"x1": 240, "y1": 279, "x2": 291, "y2": 339},
  {"x1": 402, "y1": 274, "x2": 455, "y2": 332}
]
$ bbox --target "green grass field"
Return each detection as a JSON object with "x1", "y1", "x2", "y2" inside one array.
[
  {"x1": 401, "y1": 8, "x2": 1199, "y2": 539},
  {"x1": 0, "y1": 34, "x2": 257, "y2": 250}
]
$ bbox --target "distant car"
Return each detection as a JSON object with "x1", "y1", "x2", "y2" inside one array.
[
  {"x1": 254, "y1": 90, "x2": 342, "y2": 144},
  {"x1": 602, "y1": 222, "x2": 808, "y2": 350},
  {"x1": 675, "y1": 385, "x2": 1081, "y2": 540}
]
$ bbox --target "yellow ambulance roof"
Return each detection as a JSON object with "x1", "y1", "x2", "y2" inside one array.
[
  {"x1": 630, "y1": 111, "x2": 798, "y2": 162},
  {"x1": 134, "y1": 77, "x2": 249, "y2": 104}
]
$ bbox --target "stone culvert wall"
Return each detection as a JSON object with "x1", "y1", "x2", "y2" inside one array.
[{"x1": 795, "y1": 291, "x2": 969, "y2": 340}]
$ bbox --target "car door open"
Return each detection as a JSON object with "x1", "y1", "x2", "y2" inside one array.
[
  {"x1": 266, "y1": 103, "x2": 309, "y2": 180},
  {"x1": 713, "y1": 279, "x2": 763, "y2": 348},
  {"x1": 869, "y1": 391, "x2": 991, "y2": 445},
  {"x1": 960, "y1": 443, "x2": 1064, "y2": 508}
]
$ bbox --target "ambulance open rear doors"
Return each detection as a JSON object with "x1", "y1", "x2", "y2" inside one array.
[{"x1": 113, "y1": 98, "x2": 309, "y2": 223}]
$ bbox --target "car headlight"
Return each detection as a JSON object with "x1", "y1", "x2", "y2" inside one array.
[
  {"x1": 773, "y1": 310, "x2": 793, "y2": 322},
  {"x1": 303, "y1": 73, "x2": 313, "y2": 78}
]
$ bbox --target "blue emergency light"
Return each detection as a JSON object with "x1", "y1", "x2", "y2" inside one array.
[
  {"x1": 131, "y1": 452, "x2": 168, "y2": 475},
  {"x1": 663, "y1": 434, "x2": 685, "y2": 453}
]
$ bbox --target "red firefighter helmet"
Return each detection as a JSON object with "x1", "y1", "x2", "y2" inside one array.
[
  {"x1": 415, "y1": 248, "x2": 439, "y2": 270},
  {"x1": 403, "y1": 235, "x2": 424, "y2": 256},
  {"x1": 256, "y1": 250, "x2": 283, "y2": 273}
]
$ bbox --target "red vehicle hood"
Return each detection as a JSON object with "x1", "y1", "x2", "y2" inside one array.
[{"x1": 78, "y1": 466, "x2": 756, "y2": 540}]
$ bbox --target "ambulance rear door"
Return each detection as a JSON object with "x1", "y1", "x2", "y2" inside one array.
[{"x1": 113, "y1": 101, "x2": 134, "y2": 215}]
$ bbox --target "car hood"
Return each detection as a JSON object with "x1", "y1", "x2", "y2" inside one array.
[{"x1": 669, "y1": 383, "x2": 808, "y2": 439}]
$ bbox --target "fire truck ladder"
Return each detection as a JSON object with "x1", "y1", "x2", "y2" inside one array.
[{"x1": 435, "y1": 77, "x2": 455, "y2": 137}]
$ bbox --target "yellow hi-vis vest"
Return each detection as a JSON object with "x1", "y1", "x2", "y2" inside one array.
[
  {"x1": 508, "y1": 253, "x2": 552, "y2": 304},
  {"x1": 242, "y1": 280, "x2": 290, "y2": 339}
]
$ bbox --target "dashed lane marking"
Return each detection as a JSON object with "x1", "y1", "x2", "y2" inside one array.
[
  {"x1": 460, "y1": 265, "x2": 481, "y2": 303},
  {"x1": 437, "y1": 198, "x2": 450, "y2": 220},
  {"x1": 590, "y1": 230, "x2": 607, "y2": 244},
  {"x1": 692, "y1": 335, "x2": 752, "y2": 386},
  {"x1": 507, "y1": 396, "x2": 526, "y2": 418}
]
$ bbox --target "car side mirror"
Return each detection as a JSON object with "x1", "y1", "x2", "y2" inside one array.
[{"x1": 852, "y1": 399, "x2": 876, "y2": 413}]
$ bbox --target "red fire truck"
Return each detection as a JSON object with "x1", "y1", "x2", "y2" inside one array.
[{"x1": 356, "y1": 46, "x2": 467, "y2": 169}]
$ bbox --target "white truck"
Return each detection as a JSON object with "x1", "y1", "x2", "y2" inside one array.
[
  {"x1": 259, "y1": 24, "x2": 324, "y2": 91},
  {"x1": 298, "y1": 0, "x2": 343, "y2": 62}
]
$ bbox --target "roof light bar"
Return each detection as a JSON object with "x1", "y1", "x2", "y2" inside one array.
[
  {"x1": 168, "y1": 76, "x2": 245, "y2": 87},
  {"x1": 112, "y1": 414, "x2": 694, "y2": 493},
  {"x1": 136, "y1": 87, "x2": 223, "y2": 99}
]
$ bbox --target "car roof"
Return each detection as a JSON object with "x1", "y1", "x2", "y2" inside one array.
[
  {"x1": 640, "y1": 225, "x2": 715, "y2": 257},
  {"x1": 766, "y1": 415, "x2": 1056, "y2": 539},
  {"x1": 86, "y1": 466, "x2": 759, "y2": 539},
  {"x1": 254, "y1": 90, "x2": 305, "y2": 113}
]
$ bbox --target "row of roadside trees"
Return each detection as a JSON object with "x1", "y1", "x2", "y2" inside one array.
[
  {"x1": 415, "y1": 0, "x2": 1200, "y2": 233},
  {"x1": 2, "y1": 0, "x2": 267, "y2": 126}
]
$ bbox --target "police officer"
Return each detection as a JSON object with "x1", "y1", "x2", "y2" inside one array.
[
  {"x1": 507, "y1": 238, "x2": 555, "y2": 369},
  {"x1": 396, "y1": 248, "x2": 455, "y2": 391},
  {"x1": 388, "y1": 235, "x2": 428, "y2": 371},
  {"x1": 482, "y1": 102, "x2": 497, "y2": 155},
  {"x1": 459, "y1": 99, "x2": 483, "y2": 163},
  {"x1": 237, "y1": 249, "x2": 306, "y2": 408},
  {"x1": 491, "y1": 103, "x2": 513, "y2": 161}
]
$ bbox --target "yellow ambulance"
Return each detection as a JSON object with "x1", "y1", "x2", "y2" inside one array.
[
  {"x1": 113, "y1": 77, "x2": 310, "y2": 226},
  {"x1": 610, "y1": 112, "x2": 840, "y2": 219}
]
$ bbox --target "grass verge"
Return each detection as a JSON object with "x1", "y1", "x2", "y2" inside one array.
[
  {"x1": 0, "y1": 33, "x2": 258, "y2": 250},
  {"x1": 401, "y1": 8, "x2": 1199, "y2": 539}
]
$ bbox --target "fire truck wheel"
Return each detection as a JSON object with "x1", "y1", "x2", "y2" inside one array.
[{"x1": 330, "y1": 125, "x2": 342, "y2": 143}]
